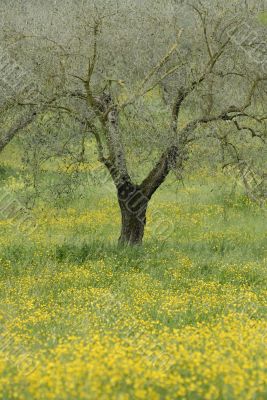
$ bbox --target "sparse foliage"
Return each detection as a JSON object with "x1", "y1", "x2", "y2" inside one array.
[{"x1": 0, "y1": 0, "x2": 266, "y2": 244}]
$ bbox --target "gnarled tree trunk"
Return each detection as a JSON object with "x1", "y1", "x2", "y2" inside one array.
[
  {"x1": 117, "y1": 181, "x2": 148, "y2": 245},
  {"x1": 119, "y1": 204, "x2": 147, "y2": 245},
  {"x1": 114, "y1": 145, "x2": 182, "y2": 246}
]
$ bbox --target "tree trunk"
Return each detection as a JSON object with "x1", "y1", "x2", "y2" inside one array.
[
  {"x1": 117, "y1": 182, "x2": 148, "y2": 246},
  {"x1": 0, "y1": 111, "x2": 38, "y2": 153},
  {"x1": 118, "y1": 203, "x2": 147, "y2": 245}
]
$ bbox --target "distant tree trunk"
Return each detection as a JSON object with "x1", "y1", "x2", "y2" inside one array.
[
  {"x1": 117, "y1": 181, "x2": 148, "y2": 245},
  {"x1": 0, "y1": 111, "x2": 37, "y2": 153}
]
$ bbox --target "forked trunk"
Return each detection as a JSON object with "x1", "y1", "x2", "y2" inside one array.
[{"x1": 117, "y1": 182, "x2": 148, "y2": 246}]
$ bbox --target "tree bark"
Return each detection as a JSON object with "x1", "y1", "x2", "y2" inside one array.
[
  {"x1": 117, "y1": 181, "x2": 148, "y2": 245},
  {"x1": 118, "y1": 204, "x2": 147, "y2": 245}
]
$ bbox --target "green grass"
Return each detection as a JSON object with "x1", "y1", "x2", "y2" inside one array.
[{"x1": 0, "y1": 142, "x2": 266, "y2": 399}]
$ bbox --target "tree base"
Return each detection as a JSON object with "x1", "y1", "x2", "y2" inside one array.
[{"x1": 118, "y1": 185, "x2": 148, "y2": 246}]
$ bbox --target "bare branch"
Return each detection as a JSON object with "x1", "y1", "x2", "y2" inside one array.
[{"x1": 190, "y1": 4, "x2": 213, "y2": 59}]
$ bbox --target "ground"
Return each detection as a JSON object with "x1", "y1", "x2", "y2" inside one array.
[{"x1": 0, "y1": 143, "x2": 266, "y2": 400}]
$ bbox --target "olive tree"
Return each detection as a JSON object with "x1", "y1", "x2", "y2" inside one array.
[{"x1": 0, "y1": 0, "x2": 266, "y2": 245}]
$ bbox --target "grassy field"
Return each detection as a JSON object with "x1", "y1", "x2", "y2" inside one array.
[{"x1": 0, "y1": 143, "x2": 266, "y2": 400}]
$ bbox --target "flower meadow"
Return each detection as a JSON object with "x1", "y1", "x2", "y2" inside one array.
[{"x1": 0, "y1": 150, "x2": 266, "y2": 400}]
